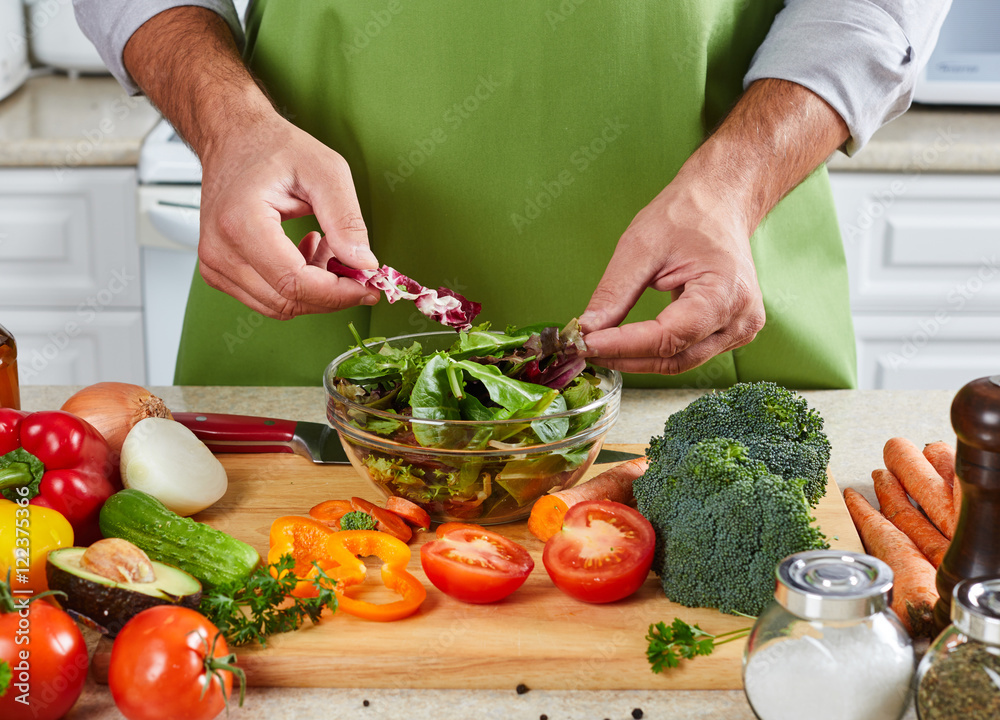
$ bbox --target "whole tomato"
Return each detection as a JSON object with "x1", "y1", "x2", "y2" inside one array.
[
  {"x1": 109, "y1": 606, "x2": 244, "y2": 720},
  {"x1": 0, "y1": 583, "x2": 88, "y2": 720}
]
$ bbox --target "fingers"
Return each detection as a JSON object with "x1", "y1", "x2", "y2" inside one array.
[
  {"x1": 579, "y1": 233, "x2": 658, "y2": 334},
  {"x1": 297, "y1": 158, "x2": 380, "y2": 271},
  {"x1": 200, "y1": 209, "x2": 379, "y2": 319},
  {"x1": 584, "y1": 277, "x2": 765, "y2": 375}
]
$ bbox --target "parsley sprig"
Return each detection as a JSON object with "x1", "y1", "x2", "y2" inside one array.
[
  {"x1": 645, "y1": 615, "x2": 755, "y2": 674},
  {"x1": 199, "y1": 554, "x2": 338, "y2": 647}
]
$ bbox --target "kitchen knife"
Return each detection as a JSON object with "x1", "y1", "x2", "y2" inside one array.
[{"x1": 173, "y1": 412, "x2": 641, "y2": 465}]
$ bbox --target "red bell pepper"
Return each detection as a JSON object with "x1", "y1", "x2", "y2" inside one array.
[{"x1": 0, "y1": 409, "x2": 119, "y2": 545}]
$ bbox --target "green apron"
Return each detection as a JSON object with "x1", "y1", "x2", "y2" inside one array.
[{"x1": 175, "y1": 0, "x2": 857, "y2": 390}]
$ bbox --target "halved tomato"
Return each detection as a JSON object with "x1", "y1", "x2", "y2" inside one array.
[
  {"x1": 420, "y1": 526, "x2": 534, "y2": 604},
  {"x1": 542, "y1": 500, "x2": 654, "y2": 604}
]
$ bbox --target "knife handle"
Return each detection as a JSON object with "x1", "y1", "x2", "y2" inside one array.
[{"x1": 173, "y1": 412, "x2": 296, "y2": 454}]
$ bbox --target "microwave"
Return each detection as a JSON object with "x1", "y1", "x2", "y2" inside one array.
[{"x1": 914, "y1": 0, "x2": 1000, "y2": 105}]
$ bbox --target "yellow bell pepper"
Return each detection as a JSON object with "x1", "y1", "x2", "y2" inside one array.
[{"x1": 0, "y1": 498, "x2": 74, "y2": 594}]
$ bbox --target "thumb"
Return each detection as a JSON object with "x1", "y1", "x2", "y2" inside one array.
[
  {"x1": 579, "y1": 249, "x2": 656, "y2": 334},
  {"x1": 300, "y1": 159, "x2": 379, "y2": 271}
]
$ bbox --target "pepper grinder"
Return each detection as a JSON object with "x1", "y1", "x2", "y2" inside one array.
[{"x1": 934, "y1": 375, "x2": 1000, "y2": 632}]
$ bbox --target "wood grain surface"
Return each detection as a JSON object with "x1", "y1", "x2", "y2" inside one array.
[{"x1": 92, "y1": 445, "x2": 863, "y2": 690}]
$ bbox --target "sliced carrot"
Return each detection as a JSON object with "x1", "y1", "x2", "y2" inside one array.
[
  {"x1": 385, "y1": 496, "x2": 431, "y2": 532},
  {"x1": 527, "y1": 457, "x2": 648, "y2": 542},
  {"x1": 884, "y1": 437, "x2": 956, "y2": 539},
  {"x1": 351, "y1": 497, "x2": 412, "y2": 543},
  {"x1": 844, "y1": 488, "x2": 939, "y2": 638},
  {"x1": 872, "y1": 469, "x2": 950, "y2": 568},
  {"x1": 923, "y1": 441, "x2": 962, "y2": 528},
  {"x1": 309, "y1": 499, "x2": 354, "y2": 530}
]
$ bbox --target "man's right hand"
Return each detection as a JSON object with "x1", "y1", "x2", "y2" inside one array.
[
  {"x1": 123, "y1": 7, "x2": 379, "y2": 320},
  {"x1": 198, "y1": 113, "x2": 380, "y2": 319}
]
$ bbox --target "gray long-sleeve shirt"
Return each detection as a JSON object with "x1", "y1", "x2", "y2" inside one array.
[{"x1": 74, "y1": 0, "x2": 951, "y2": 155}]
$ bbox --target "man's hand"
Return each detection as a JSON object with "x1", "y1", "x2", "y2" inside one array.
[
  {"x1": 124, "y1": 7, "x2": 379, "y2": 319},
  {"x1": 581, "y1": 78, "x2": 850, "y2": 374}
]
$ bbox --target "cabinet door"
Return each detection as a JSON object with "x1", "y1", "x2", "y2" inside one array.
[
  {"x1": 2, "y1": 309, "x2": 145, "y2": 386},
  {"x1": 854, "y1": 314, "x2": 1000, "y2": 390},
  {"x1": 830, "y1": 173, "x2": 1000, "y2": 313},
  {"x1": 0, "y1": 168, "x2": 141, "y2": 308}
]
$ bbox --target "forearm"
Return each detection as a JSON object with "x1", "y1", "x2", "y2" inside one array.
[
  {"x1": 678, "y1": 78, "x2": 849, "y2": 237},
  {"x1": 122, "y1": 6, "x2": 276, "y2": 158}
]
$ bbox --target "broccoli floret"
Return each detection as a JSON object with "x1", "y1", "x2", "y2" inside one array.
[
  {"x1": 636, "y1": 437, "x2": 828, "y2": 616},
  {"x1": 339, "y1": 511, "x2": 378, "y2": 531},
  {"x1": 639, "y1": 381, "x2": 830, "y2": 507}
]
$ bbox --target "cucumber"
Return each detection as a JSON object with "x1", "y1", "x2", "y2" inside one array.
[{"x1": 99, "y1": 488, "x2": 260, "y2": 590}]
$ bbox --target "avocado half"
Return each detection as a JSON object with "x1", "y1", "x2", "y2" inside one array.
[{"x1": 46, "y1": 547, "x2": 202, "y2": 636}]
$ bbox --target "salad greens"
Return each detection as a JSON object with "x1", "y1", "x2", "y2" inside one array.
[{"x1": 330, "y1": 319, "x2": 608, "y2": 521}]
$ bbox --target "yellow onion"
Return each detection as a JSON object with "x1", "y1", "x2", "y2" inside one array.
[{"x1": 61, "y1": 382, "x2": 173, "y2": 454}]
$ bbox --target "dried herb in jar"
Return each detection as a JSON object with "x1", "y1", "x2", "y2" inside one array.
[{"x1": 917, "y1": 642, "x2": 1000, "y2": 720}]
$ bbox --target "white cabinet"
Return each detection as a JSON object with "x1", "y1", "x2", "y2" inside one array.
[
  {"x1": 0, "y1": 168, "x2": 145, "y2": 386},
  {"x1": 829, "y1": 171, "x2": 1000, "y2": 390}
]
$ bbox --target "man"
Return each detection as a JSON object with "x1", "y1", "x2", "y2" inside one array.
[{"x1": 77, "y1": 0, "x2": 949, "y2": 387}]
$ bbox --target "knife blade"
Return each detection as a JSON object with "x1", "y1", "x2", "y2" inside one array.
[
  {"x1": 173, "y1": 412, "x2": 351, "y2": 464},
  {"x1": 173, "y1": 412, "x2": 642, "y2": 465}
]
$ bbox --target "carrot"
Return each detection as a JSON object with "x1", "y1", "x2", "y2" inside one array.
[
  {"x1": 872, "y1": 469, "x2": 950, "y2": 568},
  {"x1": 844, "y1": 488, "x2": 940, "y2": 638},
  {"x1": 883, "y1": 437, "x2": 956, "y2": 539},
  {"x1": 923, "y1": 441, "x2": 962, "y2": 528},
  {"x1": 385, "y1": 496, "x2": 431, "y2": 532},
  {"x1": 527, "y1": 457, "x2": 648, "y2": 542},
  {"x1": 309, "y1": 499, "x2": 354, "y2": 530}
]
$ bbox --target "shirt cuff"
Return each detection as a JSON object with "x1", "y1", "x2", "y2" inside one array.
[
  {"x1": 73, "y1": 0, "x2": 245, "y2": 96},
  {"x1": 744, "y1": 0, "x2": 916, "y2": 156}
]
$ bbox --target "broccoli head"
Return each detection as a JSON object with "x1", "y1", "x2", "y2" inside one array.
[
  {"x1": 641, "y1": 381, "x2": 830, "y2": 507},
  {"x1": 636, "y1": 437, "x2": 828, "y2": 616},
  {"x1": 339, "y1": 511, "x2": 378, "y2": 531}
]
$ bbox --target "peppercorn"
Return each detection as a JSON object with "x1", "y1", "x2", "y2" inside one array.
[{"x1": 516, "y1": 683, "x2": 530, "y2": 695}]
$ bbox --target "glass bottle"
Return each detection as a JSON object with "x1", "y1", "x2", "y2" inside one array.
[
  {"x1": 916, "y1": 577, "x2": 1000, "y2": 720},
  {"x1": 742, "y1": 550, "x2": 915, "y2": 720},
  {"x1": 0, "y1": 323, "x2": 19, "y2": 410}
]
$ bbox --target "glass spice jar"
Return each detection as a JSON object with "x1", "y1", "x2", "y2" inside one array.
[
  {"x1": 0, "y1": 323, "x2": 19, "y2": 410},
  {"x1": 916, "y1": 577, "x2": 1000, "y2": 720},
  {"x1": 742, "y1": 550, "x2": 915, "y2": 720}
]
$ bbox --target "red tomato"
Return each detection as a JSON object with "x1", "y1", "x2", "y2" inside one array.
[
  {"x1": 434, "y1": 522, "x2": 485, "y2": 538},
  {"x1": 420, "y1": 526, "x2": 534, "y2": 603},
  {"x1": 542, "y1": 500, "x2": 655, "y2": 604},
  {"x1": 109, "y1": 606, "x2": 241, "y2": 720},
  {"x1": 0, "y1": 598, "x2": 88, "y2": 720}
]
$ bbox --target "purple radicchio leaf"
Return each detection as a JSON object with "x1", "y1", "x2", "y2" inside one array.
[
  {"x1": 327, "y1": 259, "x2": 482, "y2": 331},
  {"x1": 520, "y1": 318, "x2": 589, "y2": 389}
]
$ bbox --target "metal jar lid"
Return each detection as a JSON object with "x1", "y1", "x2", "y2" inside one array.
[
  {"x1": 775, "y1": 550, "x2": 894, "y2": 621},
  {"x1": 952, "y1": 578, "x2": 1000, "y2": 645}
]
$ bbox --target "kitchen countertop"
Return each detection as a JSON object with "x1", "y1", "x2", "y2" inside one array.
[
  {"x1": 0, "y1": 73, "x2": 160, "y2": 167},
  {"x1": 20, "y1": 385, "x2": 955, "y2": 720},
  {"x1": 0, "y1": 73, "x2": 998, "y2": 173}
]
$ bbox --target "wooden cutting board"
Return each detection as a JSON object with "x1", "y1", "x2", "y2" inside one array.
[{"x1": 92, "y1": 444, "x2": 863, "y2": 690}]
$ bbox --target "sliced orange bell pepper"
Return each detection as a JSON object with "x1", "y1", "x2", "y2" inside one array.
[
  {"x1": 267, "y1": 516, "x2": 365, "y2": 597},
  {"x1": 331, "y1": 530, "x2": 426, "y2": 622}
]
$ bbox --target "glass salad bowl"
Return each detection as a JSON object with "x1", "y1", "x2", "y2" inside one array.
[{"x1": 324, "y1": 329, "x2": 622, "y2": 525}]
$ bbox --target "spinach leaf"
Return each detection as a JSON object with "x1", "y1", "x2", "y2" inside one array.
[
  {"x1": 530, "y1": 393, "x2": 569, "y2": 444},
  {"x1": 448, "y1": 329, "x2": 530, "y2": 361},
  {"x1": 410, "y1": 353, "x2": 461, "y2": 447},
  {"x1": 450, "y1": 360, "x2": 551, "y2": 412}
]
